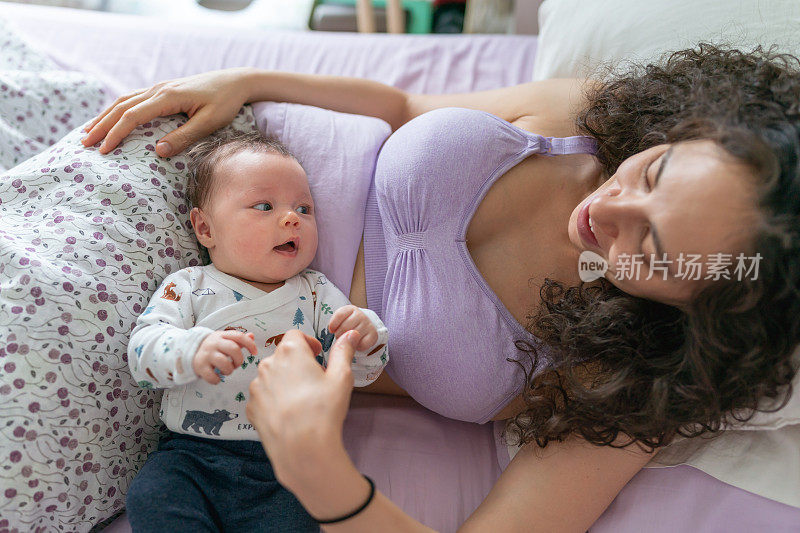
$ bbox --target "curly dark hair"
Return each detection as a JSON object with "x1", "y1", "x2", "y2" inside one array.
[{"x1": 506, "y1": 44, "x2": 800, "y2": 451}]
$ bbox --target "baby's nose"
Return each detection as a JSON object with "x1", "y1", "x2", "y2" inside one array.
[{"x1": 281, "y1": 210, "x2": 300, "y2": 226}]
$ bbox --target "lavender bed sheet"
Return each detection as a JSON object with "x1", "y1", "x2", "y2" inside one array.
[
  {"x1": 0, "y1": 3, "x2": 538, "y2": 98},
  {"x1": 3, "y1": 4, "x2": 798, "y2": 532}
]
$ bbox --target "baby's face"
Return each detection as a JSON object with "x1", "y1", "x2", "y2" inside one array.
[{"x1": 193, "y1": 149, "x2": 318, "y2": 285}]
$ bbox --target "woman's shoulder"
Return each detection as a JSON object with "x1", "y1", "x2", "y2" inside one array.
[
  {"x1": 510, "y1": 78, "x2": 602, "y2": 137},
  {"x1": 403, "y1": 78, "x2": 600, "y2": 137}
]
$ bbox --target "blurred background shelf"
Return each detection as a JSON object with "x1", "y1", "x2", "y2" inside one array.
[
  {"x1": 1, "y1": 0, "x2": 537, "y2": 34},
  {"x1": 310, "y1": 0, "x2": 467, "y2": 34}
]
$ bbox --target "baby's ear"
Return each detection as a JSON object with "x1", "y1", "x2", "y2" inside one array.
[{"x1": 190, "y1": 207, "x2": 215, "y2": 249}]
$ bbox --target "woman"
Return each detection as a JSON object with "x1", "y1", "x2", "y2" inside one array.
[{"x1": 84, "y1": 45, "x2": 800, "y2": 530}]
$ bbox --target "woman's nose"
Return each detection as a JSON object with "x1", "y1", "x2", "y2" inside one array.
[
  {"x1": 280, "y1": 210, "x2": 300, "y2": 227},
  {"x1": 589, "y1": 188, "x2": 646, "y2": 238}
]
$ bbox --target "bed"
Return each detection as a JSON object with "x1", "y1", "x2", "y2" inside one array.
[{"x1": 1, "y1": 2, "x2": 799, "y2": 532}]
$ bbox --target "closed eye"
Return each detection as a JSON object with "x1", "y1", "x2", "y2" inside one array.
[
  {"x1": 641, "y1": 226, "x2": 653, "y2": 266},
  {"x1": 639, "y1": 158, "x2": 658, "y2": 263},
  {"x1": 642, "y1": 159, "x2": 655, "y2": 191},
  {"x1": 640, "y1": 148, "x2": 673, "y2": 265}
]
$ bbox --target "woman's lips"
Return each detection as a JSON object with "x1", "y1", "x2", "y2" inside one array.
[{"x1": 577, "y1": 197, "x2": 599, "y2": 248}]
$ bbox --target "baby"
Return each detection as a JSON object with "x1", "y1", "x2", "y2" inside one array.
[{"x1": 125, "y1": 130, "x2": 388, "y2": 532}]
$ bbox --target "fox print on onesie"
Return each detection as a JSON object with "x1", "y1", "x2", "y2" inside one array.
[{"x1": 130, "y1": 265, "x2": 387, "y2": 439}]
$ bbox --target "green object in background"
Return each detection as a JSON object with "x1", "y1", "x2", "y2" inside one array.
[{"x1": 313, "y1": 0, "x2": 434, "y2": 33}]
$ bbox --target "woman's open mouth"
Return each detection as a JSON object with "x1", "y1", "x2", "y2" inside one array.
[
  {"x1": 577, "y1": 199, "x2": 600, "y2": 249},
  {"x1": 273, "y1": 239, "x2": 298, "y2": 256}
]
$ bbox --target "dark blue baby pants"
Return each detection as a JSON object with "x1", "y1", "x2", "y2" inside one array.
[{"x1": 126, "y1": 431, "x2": 319, "y2": 532}]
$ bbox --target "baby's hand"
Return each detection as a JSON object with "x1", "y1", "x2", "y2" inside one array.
[
  {"x1": 327, "y1": 305, "x2": 378, "y2": 352},
  {"x1": 193, "y1": 331, "x2": 257, "y2": 385}
]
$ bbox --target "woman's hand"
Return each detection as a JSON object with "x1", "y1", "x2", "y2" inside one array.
[
  {"x1": 81, "y1": 67, "x2": 255, "y2": 157},
  {"x1": 246, "y1": 329, "x2": 434, "y2": 531},
  {"x1": 246, "y1": 328, "x2": 359, "y2": 492}
]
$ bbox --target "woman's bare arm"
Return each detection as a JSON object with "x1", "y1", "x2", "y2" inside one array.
[
  {"x1": 407, "y1": 78, "x2": 592, "y2": 135},
  {"x1": 287, "y1": 434, "x2": 652, "y2": 533},
  {"x1": 460, "y1": 439, "x2": 653, "y2": 532},
  {"x1": 249, "y1": 330, "x2": 653, "y2": 533},
  {"x1": 82, "y1": 68, "x2": 592, "y2": 156},
  {"x1": 242, "y1": 70, "x2": 590, "y2": 131}
]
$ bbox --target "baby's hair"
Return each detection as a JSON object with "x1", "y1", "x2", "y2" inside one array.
[{"x1": 186, "y1": 130, "x2": 300, "y2": 209}]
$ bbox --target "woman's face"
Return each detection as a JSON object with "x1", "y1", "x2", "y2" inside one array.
[{"x1": 568, "y1": 140, "x2": 761, "y2": 306}]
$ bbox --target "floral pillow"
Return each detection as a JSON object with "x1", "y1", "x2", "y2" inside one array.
[
  {"x1": 0, "y1": 107, "x2": 258, "y2": 532},
  {"x1": 0, "y1": 17, "x2": 109, "y2": 173},
  {"x1": 0, "y1": 17, "x2": 59, "y2": 72}
]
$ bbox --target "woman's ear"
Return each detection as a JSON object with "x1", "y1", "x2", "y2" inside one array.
[{"x1": 190, "y1": 207, "x2": 215, "y2": 249}]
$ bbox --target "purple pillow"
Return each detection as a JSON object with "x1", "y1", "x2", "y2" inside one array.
[{"x1": 253, "y1": 101, "x2": 391, "y2": 295}]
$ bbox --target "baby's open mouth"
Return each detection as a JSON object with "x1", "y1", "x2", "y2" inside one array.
[{"x1": 274, "y1": 239, "x2": 297, "y2": 252}]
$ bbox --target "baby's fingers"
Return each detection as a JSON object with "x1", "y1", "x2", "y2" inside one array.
[
  {"x1": 327, "y1": 305, "x2": 356, "y2": 334},
  {"x1": 211, "y1": 352, "x2": 235, "y2": 375},
  {"x1": 333, "y1": 313, "x2": 367, "y2": 340},
  {"x1": 355, "y1": 329, "x2": 378, "y2": 352},
  {"x1": 217, "y1": 339, "x2": 247, "y2": 369},
  {"x1": 198, "y1": 364, "x2": 222, "y2": 385},
  {"x1": 222, "y1": 331, "x2": 257, "y2": 364}
]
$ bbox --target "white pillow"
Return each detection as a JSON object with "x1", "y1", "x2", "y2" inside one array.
[{"x1": 533, "y1": 0, "x2": 800, "y2": 80}]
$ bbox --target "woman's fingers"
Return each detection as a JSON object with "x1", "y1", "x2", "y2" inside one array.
[
  {"x1": 82, "y1": 70, "x2": 251, "y2": 157},
  {"x1": 151, "y1": 105, "x2": 228, "y2": 157},
  {"x1": 83, "y1": 88, "x2": 149, "y2": 133},
  {"x1": 303, "y1": 333, "x2": 323, "y2": 357},
  {"x1": 81, "y1": 90, "x2": 153, "y2": 149},
  {"x1": 247, "y1": 329, "x2": 356, "y2": 489},
  {"x1": 327, "y1": 331, "x2": 358, "y2": 386},
  {"x1": 82, "y1": 91, "x2": 136, "y2": 132},
  {"x1": 274, "y1": 329, "x2": 312, "y2": 358},
  {"x1": 96, "y1": 96, "x2": 168, "y2": 154},
  {"x1": 273, "y1": 329, "x2": 322, "y2": 359},
  {"x1": 84, "y1": 85, "x2": 193, "y2": 155}
]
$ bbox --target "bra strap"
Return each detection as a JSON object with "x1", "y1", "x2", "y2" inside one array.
[{"x1": 532, "y1": 135, "x2": 598, "y2": 156}]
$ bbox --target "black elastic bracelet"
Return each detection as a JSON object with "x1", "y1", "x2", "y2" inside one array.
[{"x1": 313, "y1": 475, "x2": 376, "y2": 525}]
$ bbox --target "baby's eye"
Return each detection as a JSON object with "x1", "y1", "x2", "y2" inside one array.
[
  {"x1": 253, "y1": 203, "x2": 272, "y2": 211},
  {"x1": 297, "y1": 205, "x2": 311, "y2": 215}
]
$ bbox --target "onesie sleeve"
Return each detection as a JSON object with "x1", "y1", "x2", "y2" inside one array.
[
  {"x1": 127, "y1": 269, "x2": 215, "y2": 389},
  {"x1": 305, "y1": 271, "x2": 388, "y2": 387}
]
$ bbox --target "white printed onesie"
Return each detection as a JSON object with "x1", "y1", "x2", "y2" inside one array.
[{"x1": 128, "y1": 264, "x2": 388, "y2": 440}]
